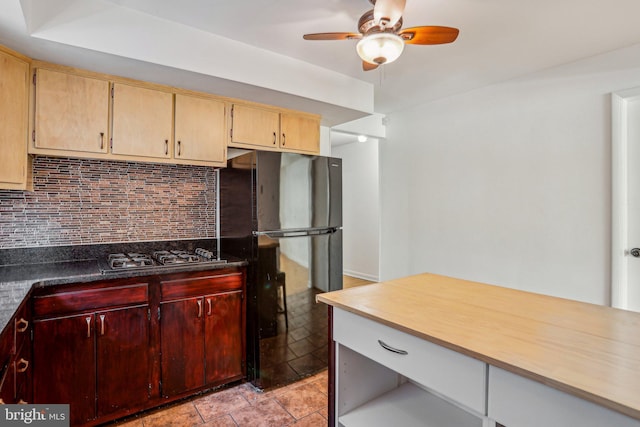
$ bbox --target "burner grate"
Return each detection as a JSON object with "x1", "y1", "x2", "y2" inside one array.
[{"x1": 108, "y1": 253, "x2": 154, "y2": 269}]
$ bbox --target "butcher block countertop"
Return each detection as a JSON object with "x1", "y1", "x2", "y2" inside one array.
[{"x1": 317, "y1": 273, "x2": 640, "y2": 421}]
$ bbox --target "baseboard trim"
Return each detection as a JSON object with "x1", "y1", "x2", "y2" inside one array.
[{"x1": 343, "y1": 269, "x2": 379, "y2": 282}]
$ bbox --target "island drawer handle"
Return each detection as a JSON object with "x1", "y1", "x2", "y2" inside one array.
[{"x1": 378, "y1": 340, "x2": 408, "y2": 355}]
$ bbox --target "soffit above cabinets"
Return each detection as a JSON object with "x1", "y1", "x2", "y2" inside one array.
[{"x1": 5, "y1": 0, "x2": 640, "y2": 117}]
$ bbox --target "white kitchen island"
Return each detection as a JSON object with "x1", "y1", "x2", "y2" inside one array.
[{"x1": 317, "y1": 273, "x2": 640, "y2": 427}]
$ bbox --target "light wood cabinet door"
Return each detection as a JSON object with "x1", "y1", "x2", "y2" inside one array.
[
  {"x1": 230, "y1": 104, "x2": 280, "y2": 148},
  {"x1": 280, "y1": 113, "x2": 320, "y2": 153},
  {"x1": 175, "y1": 94, "x2": 226, "y2": 164},
  {"x1": 111, "y1": 83, "x2": 173, "y2": 159},
  {"x1": 34, "y1": 68, "x2": 109, "y2": 154},
  {"x1": 0, "y1": 50, "x2": 29, "y2": 188}
]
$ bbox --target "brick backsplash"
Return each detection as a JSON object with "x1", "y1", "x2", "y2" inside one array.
[{"x1": 0, "y1": 157, "x2": 217, "y2": 249}]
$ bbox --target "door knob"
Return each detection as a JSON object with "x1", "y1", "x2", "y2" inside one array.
[{"x1": 631, "y1": 248, "x2": 640, "y2": 258}]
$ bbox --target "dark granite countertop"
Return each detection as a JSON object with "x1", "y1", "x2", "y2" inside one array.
[{"x1": 0, "y1": 239, "x2": 248, "y2": 335}]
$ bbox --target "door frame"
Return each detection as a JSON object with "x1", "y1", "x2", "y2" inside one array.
[{"x1": 611, "y1": 87, "x2": 640, "y2": 309}]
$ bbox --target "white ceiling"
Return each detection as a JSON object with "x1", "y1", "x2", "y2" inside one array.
[{"x1": 3, "y1": 0, "x2": 640, "y2": 126}]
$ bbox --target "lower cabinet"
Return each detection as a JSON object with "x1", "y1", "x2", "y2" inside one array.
[
  {"x1": 32, "y1": 282, "x2": 151, "y2": 426},
  {"x1": 26, "y1": 267, "x2": 246, "y2": 427},
  {"x1": 34, "y1": 306, "x2": 151, "y2": 424},
  {"x1": 0, "y1": 298, "x2": 32, "y2": 404},
  {"x1": 160, "y1": 272, "x2": 245, "y2": 397}
]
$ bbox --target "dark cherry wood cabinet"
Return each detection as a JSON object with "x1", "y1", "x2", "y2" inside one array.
[
  {"x1": 95, "y1": 305, "x2": 151, "y2": 418},
  {"x1": 0, "y1": 297, "x2": 32, "y2": 405},
  {"x1": 33, "y1": 313, "x2": 96, "y2": 426},
  {"x1": 23, "y1": 266, "x2": 246, "y2": 427},
  {"x1": 32, "y1": 279, "x2": 151, "y2": 426},
  {"x1": 160, "y1": 271, "x2": 245, "y2": 398},
  {"x1": 204, "y1": 290, "x2": 243, "y2": 385}
]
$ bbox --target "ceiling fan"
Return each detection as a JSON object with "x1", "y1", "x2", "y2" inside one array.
[{"x1": 303, "y1": 0, "x2": 459, "y2": 71}]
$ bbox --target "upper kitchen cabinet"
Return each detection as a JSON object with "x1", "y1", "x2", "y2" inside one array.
[
  {"x1": 111, "y1": 82, "x2": 173, "y2": 160},
  {"x1": 174, "y1": 94, "x2": 226, "y2": 167},
  {"x1": 230, "y1": 103, "x2": 320, "y2": 154},
  {"x1": 280, "y1": 112, "x2": 320, "y2": 153},
  {"x1": 230, "y1": 104, "x2": 280, "y2": 149},
  {"x1": 32, "y1": 67, "x2": 110, "y2": 156},
  {"x1": 0, "y1": 47, "x2": 30, "y2": 190}
]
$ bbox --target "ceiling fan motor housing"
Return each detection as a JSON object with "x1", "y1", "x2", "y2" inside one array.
[{"x1": 358, "y1": 9, "x2": 403, "y2": 34}]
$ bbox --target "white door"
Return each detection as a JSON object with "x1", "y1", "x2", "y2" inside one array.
[{"x1": 612, "y1": 89, "x2": 640, "y2": 312}]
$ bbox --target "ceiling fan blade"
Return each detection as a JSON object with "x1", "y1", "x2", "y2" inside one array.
[
  {"x1": 303, "y1": 32, "x2": 362, "y2": 41},
  {"x1": 399, "y1": 26, "x2": 460, "y2": 45},
  {"x1": 373, "y1": 0, "x2": 406, "y2": 27},
  {"x1": 363, "y1": 61, "x2": 379, "y2": 71}
]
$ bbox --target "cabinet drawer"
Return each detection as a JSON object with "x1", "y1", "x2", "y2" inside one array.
[
  {"x1": 33, "y1": 283, "x2": 148, "y2": 317},
  {"x1": 161, "y1": 271, "x2": 243, "y2": 301},
  {"x1": 488, "y1": 366, "x2": 640, "y2": 427},
  {"x1": 333, "y1": 308, "x2": 487, "y2": 414}
]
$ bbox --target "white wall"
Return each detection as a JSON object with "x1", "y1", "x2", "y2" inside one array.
[
  {"x1": 333, "y1": 139, "x2": 381, "y2": 281},
  {"x1": 380, "y1": 43, "x2": 640, "y2": 305}
]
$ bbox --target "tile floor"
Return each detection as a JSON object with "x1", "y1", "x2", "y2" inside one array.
[
  {"x1": 112, "y1": 370, "x2": 329, "y2": 427},
  {"x1": 254, "y1": 271, "x2": 374, "y2": 390},
  {"x1": 256, "y1": 288, "x2": 329, "y2": 389}
]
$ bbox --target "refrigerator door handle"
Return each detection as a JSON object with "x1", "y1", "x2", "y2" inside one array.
[{"x1": 254, "y1": 227, "x2": 338, "y2": 238}]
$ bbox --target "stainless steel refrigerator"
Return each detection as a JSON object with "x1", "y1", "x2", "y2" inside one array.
[{"x1": 219, "y1": 150, "x2": 342, "y2": 389}]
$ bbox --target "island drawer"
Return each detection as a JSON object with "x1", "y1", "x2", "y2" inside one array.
[
  {"x1": 488, "y1": 366, "x2": 640, "y2": 427},
  {"x1": 333, "y1": 308, "x2": 487, "y2": 414}
]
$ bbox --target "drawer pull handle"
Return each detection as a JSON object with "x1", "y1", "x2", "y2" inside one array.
[
  {"x1": 378, "y1": 340, "x2": 408, "y2": 355},
  {"x1": 16, "y1": 358, "x2": 29, "y2": 373},
  {"x1": 15, "y1": 318, "x2": 29, "y2": 333},
  {"x1": 99, "y1": 314, "x2": 106, "y2": 336},
  {"x1": 207, "y1": 298, "x2": 212, "y2": 316},
  {"x1": 85, "y1": 316, "x2": 92, "y2": 338},
  {"x1": 197, "y1": 300, "x2": 203, "y2": 318}
]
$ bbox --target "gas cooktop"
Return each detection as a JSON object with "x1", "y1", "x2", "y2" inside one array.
[{"x1": 101, "y1": 248, "x2": 226, "y2": 274}]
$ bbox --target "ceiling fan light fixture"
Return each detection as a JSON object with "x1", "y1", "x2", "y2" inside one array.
[{"x1": 356, "y1": 32, "x2": 404, "y2": 65}]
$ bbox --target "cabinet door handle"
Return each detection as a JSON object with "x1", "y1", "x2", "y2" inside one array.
[
  {"x1": 282, "y1": 133, "x2": 286, "y2": 146},
  {"x1": 165, "y1": 139, "x2": 169, "y2": 155},
  {"x1": 197, "y1": 300, "x2": 203, "y2": 318},
  {"x1": 85, "y1": 316, "x2": 92, "y2": 338},
  {"x1": 16, "y1": 358, "x2": 29, "y2": 373},
  {"x1": 273, "y1": 132, "x2": 277, "y2": 145},
  {"x1": 207, "y1": 298, "x2": 212, "y2": 316},
  {"x1": 99, "y1": 314, "x2": 106, "y2": 336},
  {"x1": 177, "y1": 140, "x2": 181, "y2": 156},
  {"x1": 100, "y1": 132, "x2": 105, "y2": 150},
  {"x1": 377, "y1": 340, "x2": 408, "y2": 355},
  {"x1": 15, "y1": 318, "x2": 29, "y2": 333}
]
